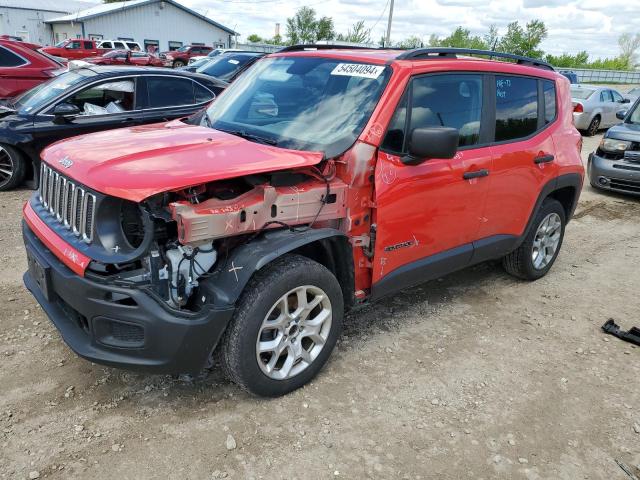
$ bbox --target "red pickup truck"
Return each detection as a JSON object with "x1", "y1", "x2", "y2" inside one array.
[
  {"x1": 41, "y1": 39, "x2": 106, "y2": 60},
  {"x1": 161, "y1": 45, "x2": 213, "y2": 68}
]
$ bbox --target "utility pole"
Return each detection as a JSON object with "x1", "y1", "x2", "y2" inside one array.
[{"x1": 385, "y1": 0, "x2": 394, "y2": 47}]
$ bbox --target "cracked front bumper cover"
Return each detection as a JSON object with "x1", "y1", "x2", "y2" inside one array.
[{"x1": 22, "y1": 221, "x2": 235, "y2": 375}]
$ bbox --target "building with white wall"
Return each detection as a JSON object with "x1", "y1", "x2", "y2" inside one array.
[
  {"x1": 0, "y1": 0, "x2": 91, "y2": 45},
  {"x1": 45, "y1": 0, "x2": 237, "y2": 52}
]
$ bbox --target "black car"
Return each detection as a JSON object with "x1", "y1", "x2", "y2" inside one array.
[
  {"x1": 0, "y1": 65, "x2": 226, "y2": 190},
  {"x1": 588, "y1": 98, "x2": 640, "y2": 196},
  {"x1": 180, "y1": 52, "x2": 264, "y2": 83}
]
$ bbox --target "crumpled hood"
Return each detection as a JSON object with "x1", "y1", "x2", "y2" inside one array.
[{"x1": 42, "y1": 120, "x2": 323, "y2": 202}]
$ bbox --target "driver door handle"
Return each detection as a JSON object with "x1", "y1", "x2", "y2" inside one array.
[
  {"x1": 463, "y1": 169, "x2": 490, "y2": 180},
  {"x1": 534, "y1": 154, "x2": 555, "y2": 164}
]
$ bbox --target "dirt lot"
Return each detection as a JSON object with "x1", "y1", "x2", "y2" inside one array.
[{"x1": 1, "y1": 131, "x2": 640, "y2": 479}]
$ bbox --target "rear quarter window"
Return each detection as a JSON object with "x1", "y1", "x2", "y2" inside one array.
[
  {"x1": 495, "y1": 76, "x2": 538, "y2": 142},
  {"x1": 543, "y1": 80, "x2": 556, "y2": 124}
]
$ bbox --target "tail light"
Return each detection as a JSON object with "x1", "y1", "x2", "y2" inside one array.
[{"x1": 573, "y1": 103, "x2": 584, "y2": 113}]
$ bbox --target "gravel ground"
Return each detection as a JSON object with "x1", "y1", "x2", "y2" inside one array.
[{"x1": 1, "y1": 130, "x2": 640, "y2": 479}]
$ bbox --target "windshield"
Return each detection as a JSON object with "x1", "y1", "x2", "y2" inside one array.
[
  {"x1": 13, "y1": 70, "x2": 93, "y2": 112},
  {"x1": 176, "y1": 46, "x2": 189, "y2": 52},
  {"x1": 571, "y1": 87, "x2": 594, "y2": 100},
  {"x1": 204, "y1": 56, "x2": 390, "y2": 157},
  {"x1": 627, "y1": 102, "x2": 640, "y2": 124},
  {"x1": 54, "y1": 40, "x2": 67, "y2": 48},
  {"x1": 196, "y1": 54, "x2": 256, "y2": 82}
]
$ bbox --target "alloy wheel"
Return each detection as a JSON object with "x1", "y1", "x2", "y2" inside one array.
[
  {"x1": 532, "y1": 212, "x2": 562, "y2": 270},
  {"x1": 588, "y1": 117, "x2": 600, "y2": 136},
  {"x1": 0, "y1": 146, "x2": 14, "y2": 188},
  {"x1": 256, "y1": 285, "x2": 332, "y2": 380}
]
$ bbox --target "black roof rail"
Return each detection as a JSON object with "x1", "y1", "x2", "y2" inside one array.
[
  {"x1": 278, "y1": 44, "x2": 379, "y2": 52},
  {"x1": 396, "y1": 48, "x2": 555, "y2": 71}
]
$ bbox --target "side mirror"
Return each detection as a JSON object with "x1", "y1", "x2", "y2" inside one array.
[
  {"x1": 621, "y1": 98, "x2": 631, "y2": 104},
  {"x1": 402, "y1": 127, "x2": 459, "y2": 165},
  {"x1": 53, "y1": 102, "x2": 81, "y2": 123},
  {"x1": 616, "y1": 110, "x2": 628, "y2": 120}
]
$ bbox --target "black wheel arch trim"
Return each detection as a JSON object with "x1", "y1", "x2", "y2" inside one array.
[
  {"x1": 517, "y1": 172, "x2": 582, "y2": 249},
  {"x1": 202, "y1": 227, "x2": 353, "y2": 309}
]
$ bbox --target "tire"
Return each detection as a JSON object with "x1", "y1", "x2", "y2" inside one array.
[
  {"x1": 584, "y1": 115, "x2": 600, "y2": 137},
  {"x1": 0, "y1": 144, "x2": 26, "y2": 191},
  {"x1": 503, "y1": 198, "x2": 566, "y2": 281},
  {"x1": 172, "y1": 60, "x2": 186, "y2": 68},
  {"x1": 218, "y1": 254, "x2": 344, "y2": 397}
]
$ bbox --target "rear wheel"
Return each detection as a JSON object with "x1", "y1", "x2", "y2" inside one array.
[
  {"x1": 0, "y1": 144, "x2": 26, "y2": 191},
  {"x1": 585, "y1": 115, "x2": 600, "y2": 137},
  {"x1": 503, "y1": 198, "x2": 566, "y2": 280},
  {"x1": 172, "y1": 59, "x2": 186, "y2": 68},
  {"x1": 218, "y1": 254, "x2": 343, "y2": 397}
]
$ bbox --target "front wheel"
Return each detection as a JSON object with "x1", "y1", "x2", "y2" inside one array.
[
  {"x1": 218, "y1": 254, "x2": 343, "y2": 397},
  {"x1": 172, "y1": 60, "x2": 186, "y2": 68},
  {"x1": 503, "y1": 198, "x2": 566, "y2": 280}
]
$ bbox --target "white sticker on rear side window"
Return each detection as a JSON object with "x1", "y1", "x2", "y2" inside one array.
[
  {"x1": 228, "y1": 59, "x2": 239, "y2": 64},
  {"x1": 330, "y1": 63, "x2": 385, "y2": 79}
]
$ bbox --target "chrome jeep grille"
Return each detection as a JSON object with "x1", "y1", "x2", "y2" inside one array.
[{"x1": 38, "y1": 163, "x2": 96, "y2": 243}]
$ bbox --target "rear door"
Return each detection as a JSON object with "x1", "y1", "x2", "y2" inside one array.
[
  {"x1": 372, "y1": 72, "x2": 492, "y2": 287},
  {"x1": 141, "y1": 75, "x2": 213, "y2": 122},
  {"x1": 599, "y1": 89, "x2": 615, "y2": 126},
  {"x1": 478, "y1": 74, "x2": 559, "y2": 241}
]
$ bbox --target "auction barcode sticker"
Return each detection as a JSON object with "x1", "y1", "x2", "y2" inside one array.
[{"x1": 330, "y1": 63, "x2": 385, "y2": 79}]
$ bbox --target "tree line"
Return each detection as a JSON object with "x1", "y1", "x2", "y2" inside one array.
[{"x1": 246, "y1": 7, "x2": 640, "y2": 71}]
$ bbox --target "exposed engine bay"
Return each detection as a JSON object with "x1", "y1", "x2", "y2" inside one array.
[{"x1": 88, "y1": 166, "x2": 347, "y2": 310}]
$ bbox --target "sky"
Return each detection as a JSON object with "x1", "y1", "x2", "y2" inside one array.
[{"x1": 87, "y1": 0, "x2": 638, "y2": 60}]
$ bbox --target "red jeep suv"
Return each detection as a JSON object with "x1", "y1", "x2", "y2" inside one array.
[{"x1": 22, "y1": 46, "x2": 583, "y2": 397}]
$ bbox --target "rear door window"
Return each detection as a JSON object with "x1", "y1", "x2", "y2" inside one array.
[
  {"x1": 0, "y1": 46, "x2": 27, "y2": 67},
  {"x1": 83, "y1": 41, "x2": 93, "y2": 49},
  {"x1": 494, "y1": 76, "x2": 538, "y2": 142},
  {"x1": 600, "y1": 90, "x2": 613, "y2": 103},
  {"x1": 382, "y1": 73, "x2": 483, "y2": 153},
  {"x1": 146, "y1": 77, "x2": 195, "y2": 107}
]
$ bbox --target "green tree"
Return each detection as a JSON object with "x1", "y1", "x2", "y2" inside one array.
[
  {"x1": 246, "y1": 34, "x2": 263, "y2": 43},
  {"x1": 397, "y1": 35, "x2": 424, "y2": 49},
  {"x1": 337, "y1": 20, "x2": 371, "y2": 44},
  {"x1": 429, "y1": 26, "x2": 488, "y2": 49},
  {"x1": 285, "y1": 7, "x2": 335, "y2": 45},
  {"x1": 497, "y1": 20, "x2": 547, "y2": 58},
  {"x1": 545, "y1": 51, "x2": 589, "y2": 68},
  {"x1": 269, "y1": 34, "x2": 284, "y2": 46},
  {"x1": 618, "y1": 33, "x2": 640, "y2": 67}
]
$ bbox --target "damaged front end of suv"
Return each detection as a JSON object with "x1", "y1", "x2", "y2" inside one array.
[{"x1": 22, "y1": 53, "x2": 391, "y2": 390}]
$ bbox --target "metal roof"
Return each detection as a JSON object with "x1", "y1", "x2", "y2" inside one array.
[
  {"x1": 1, "y1": 0, "x2": 93, "y2": 13},
  {"x1": 45, "y1": 0, "x2": 238, "y2": 35}
]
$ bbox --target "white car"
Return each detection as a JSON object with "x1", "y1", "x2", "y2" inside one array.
[
  {"x1": 571, "y1": 85, "x2": 630, "y2": 136},
  {"x1": 97, "y1": 40, "x2": 144, "y2": 52},
  {"x1": 187, "y1": 48, "x2": 247, "y2": 65}
]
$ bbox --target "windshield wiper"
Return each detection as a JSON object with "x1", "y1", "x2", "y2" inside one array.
[{"x1": 220, "y1": 128, "x2": 278, "y2": 146}]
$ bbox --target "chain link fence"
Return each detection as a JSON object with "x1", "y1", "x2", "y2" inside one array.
[{"x1": 567, "y1": 68, "x2": 640, "y2": 84}]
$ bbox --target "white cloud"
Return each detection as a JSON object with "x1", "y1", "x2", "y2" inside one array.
[{"x1": 136, "y1": 0, "x2": 640, "y2": 60}]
